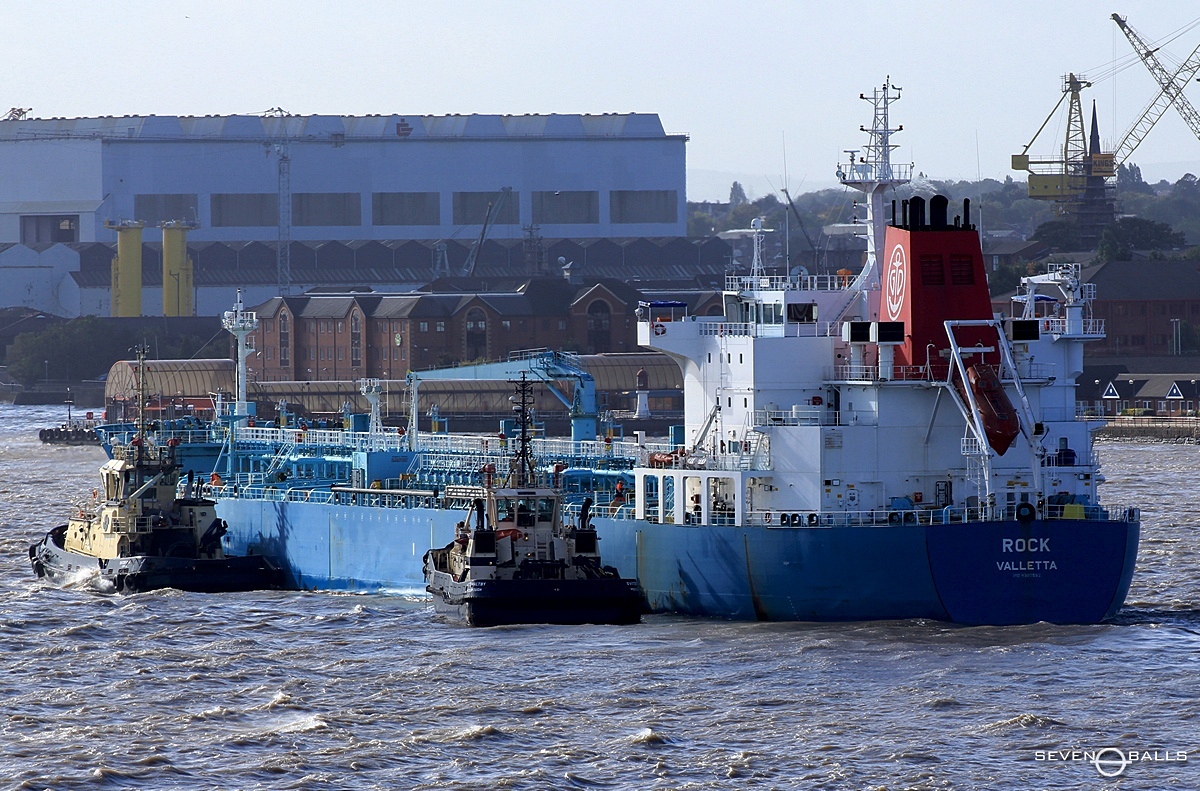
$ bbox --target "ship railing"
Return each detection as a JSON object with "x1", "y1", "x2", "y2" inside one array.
[
  {"x1": 725, "y1": 273, "x2": 853, "y2": 292},
  {"x1": 105, "y1": 427, "x2": 216, "y2": 446},
  {"x1": 639, "y1": 448, "x2": 769, "y2": 471},
  {"x1": 1036, "y1": 317, "x2": 1105, "y2": 337},
  {"x1": 696, "y1": 319, "x2": 842, "y2": 339},
  {"x1": 1040, "y1": 450, "x2": 1093, "y2": 468},
  {"x1": 214, "y1": 482, "x2": 443, "y2": 510},
  {"x1": 755, "y1": 407, "x2": 825, "y2": 427},
  {"x1": 564, "y1": 501, "x2": 639, "y2": 522},
  {"x1": 236, "y1": 425, "x2": 409, "y2": 453},
  {"x1": 823, "y1": 362, "x2": 1059, "y2": 384},
  {"x1": 747, "y1": 502, "x2": 1138, "y2": 528},
  {"x1": 827, "y1": 364, "x2": 946, "y2": 382},
  {"x1": 111, "y1": 444, "x2": 175, "y2": 465},
  {"x1": 104, "y1": 513, "x2": 155, "y2": 534}
]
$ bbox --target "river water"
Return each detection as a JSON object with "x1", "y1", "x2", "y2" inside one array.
[{"x1": 1, "y1": 404, "x2": 1197, "y2": 790}]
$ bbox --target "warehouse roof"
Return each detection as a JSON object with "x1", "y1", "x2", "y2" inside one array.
[{"x1": 0, "y1": 113, "x2": 678, "y2": 142}]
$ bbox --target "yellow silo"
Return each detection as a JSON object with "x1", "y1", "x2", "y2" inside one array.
[
  {"x1": 161, "y1": 220, "x2": 198, "y2": 316},
  {"x1": 106, "y1": 220, "x2": 145, "y2": 317}
]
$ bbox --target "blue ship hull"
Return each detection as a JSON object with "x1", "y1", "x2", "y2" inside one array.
[{"x1": 218, "y1": 498, "x2": 1138, "y2": 624}]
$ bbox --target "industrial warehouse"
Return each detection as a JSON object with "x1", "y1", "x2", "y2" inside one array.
[{"x1": 0, "y1": 111, "x2": 700, "y2": 318}]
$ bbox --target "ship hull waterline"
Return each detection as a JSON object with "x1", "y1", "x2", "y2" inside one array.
[
  {"x1": 216, "y1": 499, "x2": 1138, "y2": 625},
  {"x1": 30, "y1": 525, "x2": 281, "y2": 594},
  {"x1": 427, "y1": 575, "x2": 644, "y2": 627}
]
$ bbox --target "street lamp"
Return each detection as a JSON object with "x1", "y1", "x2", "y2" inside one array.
[{"x1": 44, "y1": 359, "x2": 48, "y2": 384}]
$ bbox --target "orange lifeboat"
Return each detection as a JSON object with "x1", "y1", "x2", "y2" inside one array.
[{"x1": 966, "y1": 364, "x2": 1019, "y2": 455}]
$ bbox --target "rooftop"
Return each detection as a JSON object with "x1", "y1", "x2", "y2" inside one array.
[{"x1": 0, "y1": 113, "x2": 677, "y2": 142}]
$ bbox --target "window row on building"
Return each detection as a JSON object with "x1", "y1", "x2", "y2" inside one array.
[
  {"x1": 129, "y1": 190, "x2": 679, "y2": 228},
  {"x1": 247, "y1": 284, "x2": 722, "y2": 383}
]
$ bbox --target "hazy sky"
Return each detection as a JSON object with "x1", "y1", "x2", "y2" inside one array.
[{"x1": 8, "y1": 1, "x2": 1200, "y2": 202}]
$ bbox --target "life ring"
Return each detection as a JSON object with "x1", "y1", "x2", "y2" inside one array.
[
  {"x1": 1015, "y1": 502, "x2": 1037, "y2": 522},
  {"x1": 652, "y1": 323, "x2": 666, "y2": 336}
]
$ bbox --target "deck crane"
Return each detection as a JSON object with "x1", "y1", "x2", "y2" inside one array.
[
  {"x1": 405, "y1": 349, "x2": 598, "y2": 444},
  {"x1": 459, "y1": 187, "x2": 513, "y2": 277}
]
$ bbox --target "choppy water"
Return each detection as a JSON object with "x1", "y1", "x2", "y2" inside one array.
[{"x1": 1, "y1": 404, "x2": 1197, "y2": 790}]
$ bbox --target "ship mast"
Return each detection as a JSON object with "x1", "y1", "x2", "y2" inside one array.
[
  {"x1": 509, "y1": 373, "x2": 536, "y2": 487},
  {"x1": 838, "y1": 77, "x2": 912, "y2": 300},
  {"x1": 134, "y1": 343, "x2": 148, "y2": 483},
  {"x1": 221, "y1": 289, "x2": 259, "y2": 423}
]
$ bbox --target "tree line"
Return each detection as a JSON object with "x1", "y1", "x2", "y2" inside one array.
[
  {"x1": 690, "y1": 164, "x2": 1200, "y2": 280},
  {"x1": 6, "y1": 317, "x2": 228, "y2": 386}
]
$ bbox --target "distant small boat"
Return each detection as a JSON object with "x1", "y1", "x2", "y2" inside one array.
[{"x1": 38, "y1": 390, "x2": 102, "y2": 446}]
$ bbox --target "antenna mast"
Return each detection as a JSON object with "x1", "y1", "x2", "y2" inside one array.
[{"x1": 837, "y1": 78, "x2": 912, "y2": 291}]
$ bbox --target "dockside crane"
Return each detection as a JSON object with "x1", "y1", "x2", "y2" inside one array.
[
  {"x1": 1012, "y1": 14, "x2": 1200, "y2": 247},
  {"x1": 1110, "y1": 13, "x2": 1200, "y2": 163},
  {"x1": 1011, "y1": 74, "x2": 1113, "y2": 245},
  {"x1": 459, "y1": 187, "x2": 513, "y2": 277},
  {"x1": 405, "y1": 348, "x2": 598, "y2": 444}
]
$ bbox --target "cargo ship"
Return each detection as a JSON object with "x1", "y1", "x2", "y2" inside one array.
[{"x1": 204, "y1": 81, "x2": 1137, "y2": 624}]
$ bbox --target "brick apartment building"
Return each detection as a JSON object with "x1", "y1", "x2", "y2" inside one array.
[{"x1": 248, "y1": 278, "x2": 722, "y2": 382}]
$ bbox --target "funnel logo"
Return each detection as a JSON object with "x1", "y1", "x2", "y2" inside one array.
[{"x1": 885, "y1": 244, "x2": 906, "y2": 320}]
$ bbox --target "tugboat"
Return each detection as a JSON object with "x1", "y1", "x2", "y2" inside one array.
[
  {"x1": 28, "y1": 348, "x2": 279, "y2": 594},
  {"x1": 37, "y1": 389, "x2": 102, "y2": 446},
  {"x1": 423, "y1": 375, "x2": 643, "y2": 626}
]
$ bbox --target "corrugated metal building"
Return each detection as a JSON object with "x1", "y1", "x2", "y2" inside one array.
[{"x1": 0, "y1": 113, "x2": 686, "y2": 245}]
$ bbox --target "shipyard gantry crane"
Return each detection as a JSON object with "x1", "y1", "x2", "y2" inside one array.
[
  {"x1": 1012, "y1": 14, "x2": 1200, "y2": 247},
  {"x1": 1110, "y1": 14, "x2": 1200, "y2": 165}
]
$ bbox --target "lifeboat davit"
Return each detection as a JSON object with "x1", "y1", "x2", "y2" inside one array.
[{"x1": 966, "y1": 364, "x2": 1019, "y2": 455}]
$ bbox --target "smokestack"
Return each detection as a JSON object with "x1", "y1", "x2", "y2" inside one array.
[
  {"x1": 910, "y1": 196, "x2": 926, "y2": 229},
  {"x1": 963, "y1": 198, "x2": 971, "y2": 229},
  {"x1": 930, "y1": 195, "x2": 949, "y2": 228}
]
